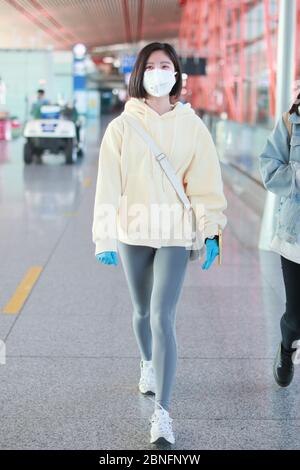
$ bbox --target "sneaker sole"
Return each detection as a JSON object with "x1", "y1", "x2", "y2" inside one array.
[
  {"x1": 139, "y1": 388, "x2": 155, "y2": 395},
  {"x1": 150, "y1": 436, "x2": 174, "y2": 445},
  {"x1": 273, "y1": 345, "x2": 294, "y2": 388},
  {"x1": 273, "y1": 368, "x2": 293, "y2": 387}
]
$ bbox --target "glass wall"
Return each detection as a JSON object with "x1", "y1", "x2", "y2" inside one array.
[
  {"x1": 179, "y1": 0, "x2": 299, "y2": 128},
  {"x1": 179, "y1": 0, "x2": 300, "y2": 183}
]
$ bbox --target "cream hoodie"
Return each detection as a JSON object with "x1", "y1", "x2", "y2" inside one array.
[{"x1": 92, "y1": 97, "x2": 227, "y2": 255}]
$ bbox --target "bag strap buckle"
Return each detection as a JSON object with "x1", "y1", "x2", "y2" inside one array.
[{"x1": 155, "y1": 152, "x2": 166, "y2": 162}]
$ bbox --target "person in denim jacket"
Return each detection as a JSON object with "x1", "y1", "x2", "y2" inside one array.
[{"x1": 259, "y1": 95, "x2": 300, "y2": 388}]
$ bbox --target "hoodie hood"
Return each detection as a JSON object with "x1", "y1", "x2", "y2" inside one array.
[
  {"x1": 122, "y1": 97, "x2": 195, "y2": 123},
  {"x1": 119, "y1": 96, "x2": 198, "y2": 191},
  {"x1": 121, "y1": 97, "x2": 196, "y2": 163}
]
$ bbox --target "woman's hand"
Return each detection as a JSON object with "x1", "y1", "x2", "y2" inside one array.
[
  {"x1": 202, "y1": 239, "x2": 219, "y2": 270},
  {"x1": 96, "y1": 251, "x2": 118, "y2": 266}
]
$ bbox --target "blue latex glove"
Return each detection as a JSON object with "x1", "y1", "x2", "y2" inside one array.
[
  {"x1": 96, "y1": 251, "x2": 118, "y2": 266},
  {"x1": 202, "y1": 239, "x2": 219, "y2": 270}
]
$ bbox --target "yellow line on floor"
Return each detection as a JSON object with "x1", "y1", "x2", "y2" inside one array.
[
  {"x1": 2, "y1": 266, "x2": 43, "y2": 315},
  {"x1": 63, "y1": 211, "x2": 78, "y2": 217},
  {"x1": 83, "y1": 177, "x2": 92, "y2": 188}
]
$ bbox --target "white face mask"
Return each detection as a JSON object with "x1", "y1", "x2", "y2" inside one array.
[{"x1": 143, "y1": 68, "x2": 177, "y2": 97}]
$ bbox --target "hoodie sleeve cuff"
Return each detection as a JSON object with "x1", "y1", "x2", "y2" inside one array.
[
  {"x1": 95, "y1": 239, "x2": 118, "y2": 256},
  {"x1": 204, "y1": 224, "x2": 219, "y2": 240}
]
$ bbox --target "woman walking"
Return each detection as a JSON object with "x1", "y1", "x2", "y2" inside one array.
[
  {"x1": 92, "y1": 42, "x2": 227, "y2": 445},
  {"x1": 260, "y1": 94, "x2": 300, "y2": 388}
]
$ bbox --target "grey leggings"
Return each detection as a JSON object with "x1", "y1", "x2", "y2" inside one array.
[{"x1": 117, "y1": 240, "x2": 190, "y2": 411}]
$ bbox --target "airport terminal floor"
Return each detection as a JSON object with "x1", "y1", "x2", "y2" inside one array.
[{"x1": 0, "y1": 114, "x2": 299, "y2": 450}]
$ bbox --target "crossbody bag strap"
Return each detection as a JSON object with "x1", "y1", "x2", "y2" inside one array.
[{"x1": 124, "y1": 114, "x2": 191, "y2": 211}]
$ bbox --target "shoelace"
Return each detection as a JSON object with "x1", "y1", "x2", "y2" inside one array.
[
  {"x1": 150, "y1": 414, "x2": 173, "y2": 437},
  {"x1": 150, "y1": 413, "x2": 173, "y2": 424},
  {"x1": 147, "y1": 395, "x2": 173, "y2": 429},
  {"x1": 140, "y1": 362, "x2": 155, "y2": 384},
  {"x1": 151, "y1": 416, "x2": 173, "y2": 435},
  {"x1": 140, "y1": 376, "x2": 154, "y2": 388}
]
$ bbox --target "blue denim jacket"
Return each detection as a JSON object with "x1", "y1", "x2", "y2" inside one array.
[{"x1": 259, "y1": 112, "x2": 300, "y2": 244}]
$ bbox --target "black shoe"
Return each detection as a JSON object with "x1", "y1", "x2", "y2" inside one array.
[{"x1": 273, "y1": 342, "x2": 294, "y2": 387}]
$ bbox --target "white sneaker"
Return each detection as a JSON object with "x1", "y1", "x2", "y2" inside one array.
[
  {"x1": 138, "y1": 359, "x2": 156, "y2": 395},
  {"x1": 149, "y1": 402, "x2": 175, "y2": 445}
]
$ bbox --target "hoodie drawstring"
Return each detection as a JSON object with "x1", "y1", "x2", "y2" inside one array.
[
  {"x1": 145, "y1": 108, "x2": 154, "y2": 179},
  {"x1": 162, "y1": 111, "x2": 179, "y2": 193}
]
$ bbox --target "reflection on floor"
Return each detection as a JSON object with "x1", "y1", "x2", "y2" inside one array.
[{"x1": 0, "y1": 115, "x2": 298, "y2": 451}]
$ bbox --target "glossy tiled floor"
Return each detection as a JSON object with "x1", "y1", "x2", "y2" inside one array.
[{"x1": 0, "y1": 115, "x2": 299, "y2": 450}]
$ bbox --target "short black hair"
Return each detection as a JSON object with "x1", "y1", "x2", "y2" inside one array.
[
  {"x1": 37, "y1": 89, "x2": 45, "y2": 94},
  {"x1": 128, "y1": 42, "x2": 182, "y2": 100},
  {"x1": 289, "y1": 92, "x2": 300, "y2": 116}
]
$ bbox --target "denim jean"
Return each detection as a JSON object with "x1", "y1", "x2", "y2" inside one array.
[{"x1": 280, "y1": 255, "x2": 300, "y2": 350}]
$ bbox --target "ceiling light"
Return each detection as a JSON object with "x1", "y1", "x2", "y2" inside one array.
[{"x1": 73, "y1": 43, "x2": 87, "y2": 59}]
